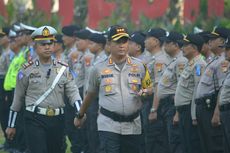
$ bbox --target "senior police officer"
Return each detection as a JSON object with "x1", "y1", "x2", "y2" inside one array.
[
  {"x1": 5, "y1": 26, "x2": 82, "y2": 153},
  {"x1": 75, "y1": 25, "x2": 152, "y2": 153},
  {"x1": 175, "y1": 34, "x2": 206, "y2": 153},
  {"x1": 195, "y1": 27, "x2": 230, "y2": 153},
  {"x1": 157, "y1": 31, "x2": 186, "y2": 153},
  {"x1": 218, "y1": 36, "x2": 230, "y2": 153}
]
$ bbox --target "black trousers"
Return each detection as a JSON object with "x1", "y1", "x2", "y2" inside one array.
[
  {"x1": 141, "y1": 95, "x2": 169, "y2": 153},
  {"x1": 24, "y1": 110, "x2": 65, "y2": 153},
  {"x1": 177, "y1": 104, "x2": 202, "y2": 153},
  {"x1": 86, "y1": 97, "x2": 99, "y2": 153},
  {"x1": 0, "y1": 78, "x2": 8, "y2": 140},
  {"x1": 220, "y1": 109, "x2": 230, "y2": 153},
  {"x1": 64, "y1": 86, "x2": 88, "y2": 153},
  {"x1": 196, "y1": 103, "x2": 224, "y2": 153},
  {"x1": 158, "y1": 96, "x2": 183, "y2": 153},
  {"x1": 98, "y1": 131, "x2": 141, "y2": 153}
]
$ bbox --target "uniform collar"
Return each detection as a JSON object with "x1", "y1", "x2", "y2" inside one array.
[{"x1": 107, "y1": 55, "x2": 132, "y2": 66}]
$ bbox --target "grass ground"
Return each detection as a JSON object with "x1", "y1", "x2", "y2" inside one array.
[{"x1": 0, "y1": 130, "x2": 71, "y2": 153}]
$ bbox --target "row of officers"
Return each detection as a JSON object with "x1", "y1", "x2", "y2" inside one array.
[{"x1": 1, "y1": 23, "x2": 230, "y2": 153}]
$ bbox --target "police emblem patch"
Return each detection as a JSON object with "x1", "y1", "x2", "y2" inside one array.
[
  {"x1": 18, "y1": 71, "x2": 24, "y2": 80},
  {"x1": 105, "y1": 85, "x2": 112, "y2": 93}
]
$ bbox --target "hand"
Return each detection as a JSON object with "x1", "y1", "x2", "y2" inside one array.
[
  {"x1": 6, "y1": 127, "x2": 16, "y2": 140},
  {"x1": 192, "y1": 119, "x2": 198, "y2": 126},
  {"x1": 173, "y1": 111, "x2": 179, "y2": 125},
  {"x1": 211, "y1": 111, "x2": 221, "y2": 127},
  {"x1": 148, "y1": 111, "x2": 157, "y2": 123},
  {"x1": 74, "y1": 115, "x2": 86, "y2": 128}
]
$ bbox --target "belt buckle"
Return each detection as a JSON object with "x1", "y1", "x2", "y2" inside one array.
[{"x1": 46, "y1": 107, "x2": 55, "y2": 116}]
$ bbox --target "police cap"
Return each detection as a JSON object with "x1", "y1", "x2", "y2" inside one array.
[
  {"x1": 0, "y1": 27, "x2": 10, "y2": 37},
  {"x1": 62, "y1": 25, "x2": 81, "y2": 37},
  {"x1": 130, "y1": 31, "x2": 146, "y2": 52},
  {"x1": 160, "y1": 31, "x2": 183, "y2": 43},
  {"x1": 89, "y1": 33, "x2": 106, "y2": 45},
  {"x1": 74, "y1": 29, "x2": 92, "y2": 40},
  {"x1": 208, "y1": 27, "x2": 230, "y2": 40},
  {"x1": 107, "y1": 25, "x2": 130, "y2": 41},
  {"x1": 180, "y1": 34, "x2": 205, "y2": 51},
  {"x1": 146, "y1": 28, "x2": 166, "y2": 40},
  {"x1": 31, "y1": 26, "x2": 57, "y2": 43}
]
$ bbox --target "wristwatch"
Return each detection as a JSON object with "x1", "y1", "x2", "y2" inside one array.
[
  {"x1": 75, "y1": 112, "x2": 84, "y2": 119},
  {"x1": 150, "y1": 107, "x2": 157, "y2": 113}
]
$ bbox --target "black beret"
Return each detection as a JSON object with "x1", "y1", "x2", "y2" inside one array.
[
  {"x1": 62, "y1": 25, "x2": 81, "y2": 37},
  {"x1": 130, "y1": 31, "x2": 146, "y2": 52},
  {"x1": 74, "y1": 29, "x2": 92, "y2": 40},
  {"x1": 89, "y1": 33, "x2": 106, "y2": 45},
  {"x1": 146, "y1": 28, "x2": 166, "y2": 39}
]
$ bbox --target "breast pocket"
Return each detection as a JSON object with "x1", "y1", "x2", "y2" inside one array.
[
  {"x1": 128, "y1": 77, "x2": 141, "y2": 94},
  {"x1": 28, "y1": 78, "x2": 42, "y2": 92},
  {"x1": 100, "y1": 78, "x2": 117, "y2": 96},
  {"x1": 180, "y1": 71, "x2": 191, "y2": 88},
  {"x1": 57, "y1": 79, "x2": 66, "y2": 92}
]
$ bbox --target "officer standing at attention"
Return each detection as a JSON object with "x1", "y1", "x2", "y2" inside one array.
[
  {"x1": 195, "y1": 27, "x2": 230, "y2": 153},
  {"x1": 128, "y1": 31, "x2": 147, "y2": 62},
  {"x1": 175, "y1": 34, "x2": 206, "y2": 153},
  {"x1": 157, "y1": 31, "x2": 186, "y2": 153},
  {"x1": 75, "y1": 25, "x2": 152, "y2": 153},
  {"x1": 197, "y1": 31, "x2": 215, "y2": 64},
  {"x1": 5, "y1": 26, "x2": 82, "y2": 153},
  {"x1": 146, "y1": 28, "x2": 171, "y2": 153},
  {"x1": 219, "y1": 36, "x2": 230, "y2": 153}
]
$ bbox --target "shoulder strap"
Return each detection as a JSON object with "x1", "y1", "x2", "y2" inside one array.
[{"x1": 31, "y1": 66, "x2": 67, "y2": 110}]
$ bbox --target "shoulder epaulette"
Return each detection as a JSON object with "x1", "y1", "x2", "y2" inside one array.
[
  {"x1": 57, "y1": 61, "x2": 69, "y2": 67},
  {"x1": 22, "y1": 60, "x2": 33, "y2": 69}
]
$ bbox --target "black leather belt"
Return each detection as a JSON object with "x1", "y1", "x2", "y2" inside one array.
[
  {"x1": 220, "y1": 103, "x2": 230, "y2": 112},
  {"x1": 100, "y1": 107, "x2": 139, "y2": 122},
  {"x1": 195, "y1": 93, "x2": 217, "y2": 109}
]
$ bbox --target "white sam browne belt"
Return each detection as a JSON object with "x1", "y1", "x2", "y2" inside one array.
[{"x1": 26, "y1": 106, "x2": 64, "y2": 116}]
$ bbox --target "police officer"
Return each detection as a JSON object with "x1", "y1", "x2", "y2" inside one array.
[
  {"x1": 86, "y1": 32, "x2": 107, "y2": 153},
  {"x1": 195, "y1": 27, "x2": 230, "y2": 153},
  {"x1": 75, "y1": 25, "x2": 152, "y2": 153},
  {"x1": 157, "y1": 31, "x2": 186, "y2": 153},
  {"x1": 219, "y1": 36, "x2": 230, "y2": 153},
  {"x1": 146, "y1": 28, "x2": 171, "y2": 153},
  {"x1": 128, "y1": 31, "x2": 146, "y2": 62},
  {"x1": 175, "y1": 34, "x2": 206, "y2": 153},
  {"x1": 53, "y1": 34, "x2": 65, "y2": 61},
  {"x1": 5, "y1": 26, "x2": 82, "y2": 153},
  {"x1": 198, "y1": 31, "x2": 215, "y2": 64}
]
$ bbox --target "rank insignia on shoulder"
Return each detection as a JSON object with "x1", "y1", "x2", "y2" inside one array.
[
  {"x1": 155, "y1": 63, "x2": 163, "y2": 72},
  {"x1": 195, "y1": 64, "x2": 201, "y2": 76},
  {"x1": 57, "y1": 61, "x2": 68, "y2": 67},
  {"x1": 178, "y1": 63, "x2": 185, "y2": 73},
  {"x1": 221, "y1": 60, "x2": 229, "y2": 73},
  {"x1": 85, "y1": 57, "x2": 92, "y2": 67},
  {"x1": 22, "y1": 60, "x2": 34, "y2": 69}
]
